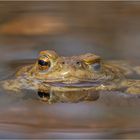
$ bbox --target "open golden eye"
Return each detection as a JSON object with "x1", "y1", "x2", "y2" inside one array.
[{"x1": 38, "y1": 57, "x2": 51, "y2": 71}]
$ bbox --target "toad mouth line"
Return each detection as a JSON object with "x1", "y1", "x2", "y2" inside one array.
[{"x1": 43, "y1": 81, "x2": 105, "y2": 88}]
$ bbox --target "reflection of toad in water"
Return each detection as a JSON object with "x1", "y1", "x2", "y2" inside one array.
[{"x1": 2, "y1": 50, "x2": 140, "y2": 103}]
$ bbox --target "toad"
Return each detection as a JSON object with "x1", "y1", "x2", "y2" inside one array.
[{"x1": 2, "y1": 50, "x2": 140, "y2": 103}]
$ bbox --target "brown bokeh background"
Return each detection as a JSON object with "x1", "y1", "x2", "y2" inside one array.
[{"x1": 0, "y1": 2, "x2": 140, "y2": 60}]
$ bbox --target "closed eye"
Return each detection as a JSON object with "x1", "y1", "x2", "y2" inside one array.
[{"x1": 92, "y1": 62, "x2": 101, "y2": 71}]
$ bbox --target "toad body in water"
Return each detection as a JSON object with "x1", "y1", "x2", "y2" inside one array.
[{"x1": 1, "y1": 50, "x2": 140, "y2": 103}]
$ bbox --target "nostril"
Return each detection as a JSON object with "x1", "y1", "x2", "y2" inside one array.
[
  {"x1": 76, "y1": 61, "x2": 80, "y2": 65},
  {"x1": 62, "y1": 61, "x2": 65, "y2": 64},
  {"x1": 75, "y1": 61, "x2": 84, "y2": 68}
]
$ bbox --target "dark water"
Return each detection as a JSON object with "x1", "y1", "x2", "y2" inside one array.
[{"x1": 0, "y1": 1, "x2": 140, "y2": 139}]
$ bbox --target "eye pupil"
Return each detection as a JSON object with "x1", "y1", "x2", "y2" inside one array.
[
  {"x1": 92, "y1": 63, "x2": 101, "y2": 71},
  {"x1": 38, "y1": 60, "x2": 50, "y2": 66},
  {"x1": 76, "y1": 61, "x2": 80, "y2": 64}
]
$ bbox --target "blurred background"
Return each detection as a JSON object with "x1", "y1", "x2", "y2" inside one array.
[
  {"x1": 0, "y1": 1, "x2": 140, "y2": 139},
  {"x1": 0, "y1": 1, "x2": 140, "y2": 60}
]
